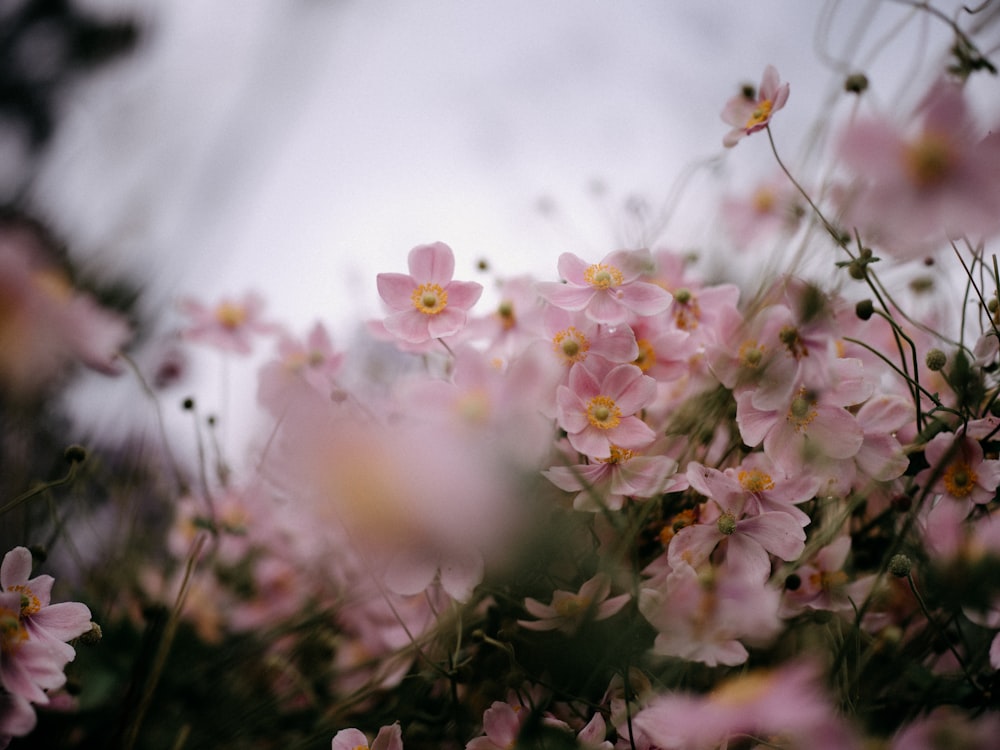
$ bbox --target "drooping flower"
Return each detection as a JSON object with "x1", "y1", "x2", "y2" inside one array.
[
  {"x1": 376, "y1": 242, "x2": 483, "y2": 343},
  {"x1": 721, "y1": 64, "x2": 790, "y2": 147}
]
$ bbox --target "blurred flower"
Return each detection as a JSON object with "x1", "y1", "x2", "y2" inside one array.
[
  {"x1": 0, "y1": 226, "x2": 130, "y2": 395},
  {"x1": 721, "y1": 64, "x2": 789, "y2": 147},
  {"x1": 332, "y1": 723, "x2": 403, "y2": 750},
  {"x1": 518, "y1": 573, "x2": 630, "y2": 635},
  {"x1": 837, "y1": 78, "x2": 1000, "y2": 257},
  {"x1": 178, "y1": 290, "x2": 275, "y2": 354}
]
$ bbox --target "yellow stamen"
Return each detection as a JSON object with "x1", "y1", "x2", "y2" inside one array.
[
  {"x1": 586, "y1": 395, "x2": 622, "y2": 430},
  {"x1": 738, "y1": 469, "x2": 775, "y2": 493},
  {"x1": 633, "y1": 338, "x2": 656, "y2": 372},
  {"x1": 787, "y1": 389, "x2": 817, "y2": 432},
  {"x1": 584, "y1": 263, "x2": 624, "y2": 289},
  {"x1": 904, "y1": 131, "x2": 954, "y2": 188},
  {"x1": 752, "y1": 186, "x2": 777, "y2": 214},
  {"x1": 744, "y1": 100, "x2": 773, "y2": 130},
  {"x1": 552, "y1": 327, "x2": 590, "y2": 364},
  {"x1": 554, "y1": 595, "x2": 590, "y2": 618},
  {"x1": 712, "y1": 671, "x2": 774, "y2": 706},
  {"x1": 215, "y1": 301, "x2": 247, "y2": 329},
  {"x1": 0, "y1": 608, "x2": 28, "y2": 653},
  {"x1": 810, "y1": 569, "x2": 848, "y2": 592},
  {"x1": 779, "y1": 326, "x2": 808, "y2": 359},
  {"x1": 9, "y1": 585, "x2": 40, "y2": 616},
  {"x1": 411, "y1": 283, "x2": 448, "y2": 315},
  {"x1": 673, "y1": 291, "x2": 701, "y2": 331},
  {"x1": 738, "y1": 340, "x2": 765, "y2": 368},
  {"x1": 599, "y1": 445, "x2": 635, "y2": 464},
  {"x1": 943, "y1": 460, "x2": 978, "y2": 499}
]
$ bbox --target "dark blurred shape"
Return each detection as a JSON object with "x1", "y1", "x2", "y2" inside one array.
[{"x1": 0, "y1": 0, "x2": 139, "y2": 198}]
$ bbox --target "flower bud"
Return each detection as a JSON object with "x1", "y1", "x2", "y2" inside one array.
[
  {"x1": 925, "y1": 349, "x2": 947, "y2": 371},
  {"x1": 844, "y1": 72, "x2": 869, "y2": 94},
  {"x1": 856, "y1": 299, "x2": 874, "y2": 320},
  {"x1": 889, "y1": 553, "x2": 912, "y2": 578}
]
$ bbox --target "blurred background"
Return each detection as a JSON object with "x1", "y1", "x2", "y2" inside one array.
[{"x1": 3, "y1": 0, "x2": 999, "y2": 447}]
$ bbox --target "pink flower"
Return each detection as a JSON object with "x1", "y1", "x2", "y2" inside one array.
[
  {"x1": 915, "y1": 429, "x2": 1000, "y2": 509},
  {"x1": 466, "y1": 701, "x2": 527, "y2": 750},
  {"x1": 536, "y1": 249, "x2": 672, "y2": 326},
  {"x1": 639, "y1": 562, "x2": 782, "y2": 667},
  {"x1": 257, "y1": 321, "x2": 345, "y2": 413},
  {"x1": 332, "y1": 723, "x2": 402, "y2": 750},
  {"x1": 0, "y1": 547, "x2": 93, "y2": 665},
  {"x1": 669, "y1": 463, "x2": 806, "y2": 584},
  {"x1": 0, "y1": 690, "x2": 36, "y2": 747},
  {"x1": 555, "y1": 362, "x2": 657, "y2": 459},
  {"x1": 837, "y1": 79, "x2": 1000, "y2": 257},
  {"x1": 178, "y1": 290, "x2": 275, "y2": 354},
  {"x1": 721, "y1": 65, "x2": 790, "y2": 147},
  {"x1": 376, "y1": 242, "x2": 483, "y2": 343},
  {"x1": 543, "y1": 441, "x2": 686, "y2": 512},
  {"x1": 518, "y1": 573, "x2": 630, "y2": 635},
  {"x1": 630, "y1": 661, "x2": 859, "y2": 750},
  {"x1": 0, "y1": 234, "x2": 131, "y2": 393}
]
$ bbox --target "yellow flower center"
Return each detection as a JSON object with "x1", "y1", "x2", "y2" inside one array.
[
  {"x1": 584, "y1": 263, "x2": 624, "y2": 289},
  {"x1": 744, "y1": 100, "x2": 773, "y2": 129},
  {"x1": 586, "y1": 395, "x2": 622, "y2": 430},
  {"x1": 496, "y1": 300, "x2": 516, "y2": 330},
  {"x1": 633, "y1": 338, "x2": 655, "y2": 372},
  {"x1": 554, "y1": 595, "x2": 590, "y2": 618},
  {"x1": 779, "y1": 325, "x2": 808, "y2": 359},
  {"x1": 0, "y1": 607, "x2": 28, "y2": 653},
  {"x1": 411, "y1": 283, "x2": 448, "y2": 315},
  {"x1": 711, "y1": 671, "x2": 775, "y2": 707},
  {"x1": 215, "y1": 301, "x2": 247, "y2": 330},
  {"x1": 672, "y1": 290, "x2": 701, "y2": 331},
  {"x1": 943, "y1": 460, "x2": 977, "y2": 499},
  {"x1": 553, "y1": 327, "x2": 590, "y2": 364},
  {"x1": 810, "y1": 569, "x2": 848, "y2": 592},
  {"x1": 738, "y1": 339, "x2": 765, "y2": 368},
  {"x1": 599, "y1": 445, "x2": 635, "y2": 464},
  {"x1": 787, "y1": 390, "x2": 817, "y2": 432},
  {"x1": 752, "y1": 186, "x2": 777, "y2": 214},
  {"x1": 738, "y1": 469, "x2": 775, "y2": 493},
  {"x1": 9, "y1": 585, "x2": 40, "y2": 616},
  {"x1": 904, "y1": 132, "x2": 954, "y2": 188}
]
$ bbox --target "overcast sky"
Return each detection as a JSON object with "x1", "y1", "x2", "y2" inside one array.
[{"x1": 35, "y1": 0, "x2": 1000, "y2": 448}]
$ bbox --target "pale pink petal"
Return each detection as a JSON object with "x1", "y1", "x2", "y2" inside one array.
[
  {"x1": 482, "y1": 701, "x2": 522, "y2": 746},
  {"x1": 383, "y1": 310, "x2": 430, "y2": 343},
  {"x1": 556, "y1": 253, "x2": 591, "y2": 284},
  {"x1": 28, "y1": 601, "x2": 92, "y2": 642},
  {"x1": 723, "y1": 533, "x2": 771, "y2": 583},
  {"x1": 332, "y1": 728, "x2": 370, "y2": 750},
  {"x1": 408, "y1": 242, "x2": 454, "y2": 283},
  {"x1": 668, "y1": 523, "x2": 722, "y2": 569},
  {"x1": 567, "y1": 428, "x2": 613, "y2": 458},
  {"x1": 618, "y1": 282, "x2": 673, "y2": 316},
  {"x1": 371, "y1": 723, "x2": 403, "y2": 750},
  {"x1": 536, "y1": 282, "x2": 595, "y2": 311},
  {"x1": 376, "y1": 273, "x2": 417, "y2": 310},
  {"x1": 585, "y1": 292, "x2": 629, "y2": 325},
  {"x1": 443, "y1": 279, "x2": 484, "y2": 310},
  {"x1": 608, "y1": 417, "x2": 656, "y2": 450},
  {"x1": 595, "y1": 592, "x2": 631, "y2": 620},
  {"x1": 603, "y1": 365, "x2": 655, "y2": 412},
  {"x1": 425, "y1": 307, "x2": 467, "y2": 339},
  {"x1": 738, "y1": 512, "x2": 806, "y2": 562},
  {"x1": 0, "y1": 547, "x2": 31, "y2": 589},
  {"x1": 555, "y1": 387, "x2": 590, "y2": 434}
]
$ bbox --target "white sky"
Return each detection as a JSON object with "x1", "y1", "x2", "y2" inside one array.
[{"x1": 37, "y1": 0, "x2": 1000, "y2": 449}]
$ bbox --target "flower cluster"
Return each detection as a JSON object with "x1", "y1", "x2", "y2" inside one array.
[{"x1": 5, "y1": 4, "x2": 1000, "y2": 749}]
